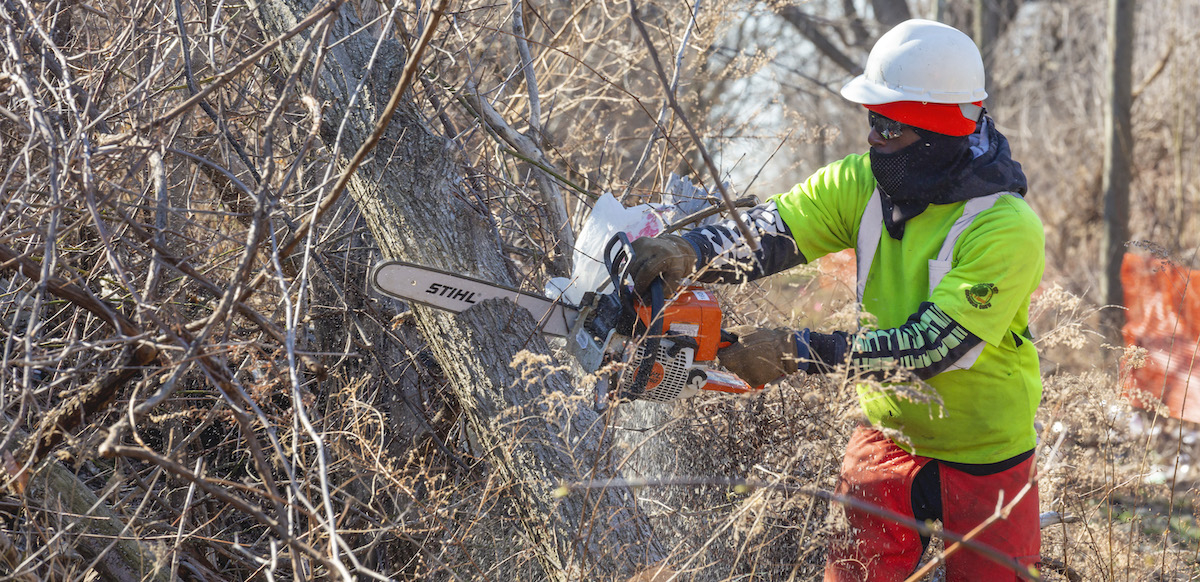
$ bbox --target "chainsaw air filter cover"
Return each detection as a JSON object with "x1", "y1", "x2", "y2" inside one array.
[{"x1": 624, "y1": 340, "x2": 705, "y2": 402}]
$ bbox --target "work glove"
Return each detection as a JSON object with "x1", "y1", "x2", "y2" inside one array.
[
  {"x1": 628, "y1": 234, "x2": 698, "y2": 296},
  {"x1": 719, "y1": 326, "x2": 808, "y2": 387}
]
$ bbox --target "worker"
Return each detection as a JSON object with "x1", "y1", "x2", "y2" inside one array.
[{"x1": 627, "y1": 19, "x2": 1044, "y2": 581}]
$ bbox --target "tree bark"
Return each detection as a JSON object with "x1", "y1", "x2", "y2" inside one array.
[
  {"x1": 249, "y1": 1, "x2": 665, "y2": 578},
  {"x1": 1101, "y1": 0, "x2": 1135, "y2": 338}
]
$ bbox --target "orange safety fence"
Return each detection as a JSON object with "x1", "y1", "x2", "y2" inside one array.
[{"x1": 1121, "y1": 251, "x2": 1200, "y2": 423}]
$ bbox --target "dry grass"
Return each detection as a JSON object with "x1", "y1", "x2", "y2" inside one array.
[{"x1": 0, "y1": 0, "x2": 1198, "y2": 580}]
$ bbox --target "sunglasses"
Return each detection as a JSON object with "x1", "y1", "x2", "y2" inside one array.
[{"x1": 868, "y1": 111, "x2": 907, "y2": 140}]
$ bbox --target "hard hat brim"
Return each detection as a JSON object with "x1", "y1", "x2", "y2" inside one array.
[
  {"x1": 840, "y1": 74, "x2": 907, "y2": 105},
  {"x1": 840, "y1": 73, "x2": 988, "y2": 105}
]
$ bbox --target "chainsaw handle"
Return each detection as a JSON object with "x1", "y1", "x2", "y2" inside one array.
[
  {"x1": 603, "y1": 232, "x2": 634, "y2": 302},
  {"x1": 603, "y1": 231, "x2": 670, "y2": 400}
]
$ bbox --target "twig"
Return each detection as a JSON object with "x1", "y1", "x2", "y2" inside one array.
[
  {"x1": 623, "y1": 0, "x2": 703, "y2": 200},
  {"x1": 174, "y1": 0, "x2": 264, "y2": 185},
  {"x1": 1132, "y1": 42, "x2": 1173, "y2": 102},
  {"x1": 150, "y1": 0, "x2": 347, "y2": 129},
  {"x1": 448, "y1": 81, "x2": 590, "y2": 197},
  {"x1": 267, "y1": 224, "x2": 356, "y2": 581},
  {"x1": 491, "y1": 141, "x2": 592, "y2": 197},
  {"x1": 664, "y1": 195, "x2": 757, "y2": 233},
  {"x1": 102, "y1": 199, "x2": 326, "y2": 378},
  {"x1": 627, "y1": 0, "x2": 759, "y2": 252},
  {"x1": 0, "y1": 0, "x2": 100, "y2": 126},
  {"x1": 0, "y1": 244, "x2": 138, "y2": 337},
  {"x1": 103, "y1": 444, "x2": 332, "y2": 571},
  {"x1": 0, "y1": 242, "x2": 162, "y2": 462},
  {"x1": 459, "y1": 81, "x2": 575, "y2": 275},
  {"x1": 743, "y1": 128, "x2": 794, "y2": 195}
]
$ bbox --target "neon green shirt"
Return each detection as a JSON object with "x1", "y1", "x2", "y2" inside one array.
[{"x1": 773, "y1": 153, "x2": 1045, "y2": 464}]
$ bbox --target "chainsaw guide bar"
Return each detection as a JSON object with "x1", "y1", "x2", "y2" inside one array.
[{"x1": 371, "y1": 261, "x2": 578, "y2": 337}]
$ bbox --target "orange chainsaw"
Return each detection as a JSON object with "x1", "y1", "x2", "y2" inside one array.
[{"x1": 370, "y1": 233, "x2": 756, "y2": 404}]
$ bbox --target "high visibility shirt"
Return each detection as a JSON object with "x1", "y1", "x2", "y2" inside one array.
[{"x1": 773, "y1": 153, "x2": 1045, "y2": 464}]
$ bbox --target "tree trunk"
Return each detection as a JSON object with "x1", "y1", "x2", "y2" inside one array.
[
  {"x1": 1101, "y1": 0, "x2": 1135, "y2": 338},
  {"x1": 972, "y1": 0, "x2": 1021, "y2": 104},
  {"x1": 871, "y1": 0, "x2": 911, "y2": 27},
  {"x1": 249, "y1": 1, "x2": 666, "y2": 578}
]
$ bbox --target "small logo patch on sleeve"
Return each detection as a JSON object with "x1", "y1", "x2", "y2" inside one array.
[{"x1": 966, "y1": 283, "x2": 998, "y2": 309}]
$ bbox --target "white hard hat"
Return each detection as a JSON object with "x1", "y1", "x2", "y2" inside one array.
[{"x1": 841, "y1": 19, "x2": 987, "y2": 106}]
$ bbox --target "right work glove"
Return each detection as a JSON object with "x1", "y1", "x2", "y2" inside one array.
[
  {"x1": 718, "y1": 326, "x2": 809, "y2": 387},
  {"x1": 628, "y1": 234, "x2": 698, "y2": 296}
]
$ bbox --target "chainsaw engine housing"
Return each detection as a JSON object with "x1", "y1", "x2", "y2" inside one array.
[
  {"x1": 589, "y1": 232, "x2": 755, "y2": 403},
  {"x1": 634, "y1": 286, "x2": 722, "y2": 361},
  {"x1": 608, "y1": 286, "x2": 748, "y2": 400}
]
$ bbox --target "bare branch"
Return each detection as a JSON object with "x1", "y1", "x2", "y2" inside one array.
[
  {"x1": 103, "y1": 444, "x2": 332, "y2": 570},
  {"x1": 623, "y1": 0, "x2": 703, "y2": 199},
  {"x1": 150, "y1": 0, "x2": 346, "y2": 129},
  {"x1": 511, "y1": 0, "x2": 543, "y2": 137},
  {"x1": 460, "y1": 81, "x2": 576, "y2": 273},
  {"x1": 777, "y1": 7, "x2": 863, "y2": 76},
  {"x1": 627, "y1": 0, "x2": 759, "y2": 251}
]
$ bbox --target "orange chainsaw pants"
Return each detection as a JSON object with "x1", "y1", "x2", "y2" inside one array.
[{"x1": 824, "y1": 426, "x2": 1040, "y2": 582}]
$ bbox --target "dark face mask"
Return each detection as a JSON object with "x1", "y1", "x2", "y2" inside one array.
[{"x1": 870, "y1": 129, "x2": 973, "y2": 238}]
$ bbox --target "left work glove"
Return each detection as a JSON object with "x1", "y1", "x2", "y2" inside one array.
[
  {"x1": 719, "y1": 326, "x2": 809, "y2": 387},
  {"x1": 628, "y1": 234, "x2": 697, "y2": 296}
]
